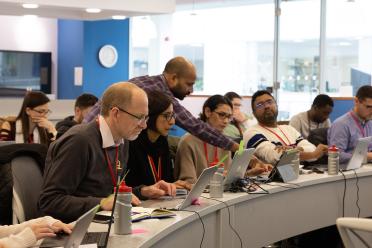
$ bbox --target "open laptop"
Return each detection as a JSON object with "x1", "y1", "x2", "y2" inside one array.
[
  {"x1": 315, "y1": 137, "x2": 372, "y2": 171},
  {"x1": 223, "y1": 148, "x2": 255, "y2": 190},
  {"x1": 257, "y1": 149, "x2": 299, "y2": 183},
  {"x1": 40, "y1": 205, "x2": 103, "y2": 248},
  {"x1": 141, "y1": 165, "x2": 219, "y2": 210}
]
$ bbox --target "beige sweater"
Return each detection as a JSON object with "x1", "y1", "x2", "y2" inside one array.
[
  {"x1": 174, "y1": 133, "x2": 231, "y2": 184},
  {"x1": 0, "y1": 216, "x2": 57, "y2": 248}
]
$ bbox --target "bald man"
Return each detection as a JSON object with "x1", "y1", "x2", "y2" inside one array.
[
  {"x1": 85, "y1": 57, "x2": 240, "y2": 152},
  {"x1": 39, "y1": 82, "x2": 176, "y2": 223}
]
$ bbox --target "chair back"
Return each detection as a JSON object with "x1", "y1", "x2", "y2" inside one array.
[
  {"x1": 337, "y1": 217, "x2": 372, "y2": 248},
  {"x1": 11, "y1": 155, "x2": 43, "y2": 223}
]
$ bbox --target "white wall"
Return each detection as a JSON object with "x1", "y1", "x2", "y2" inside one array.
[{"x1": 0, "y1": 15, "x2": 58, "y2": 95}]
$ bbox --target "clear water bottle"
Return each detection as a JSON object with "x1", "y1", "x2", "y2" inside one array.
[
  {"x1": 328, "y1": 145, "x2": 339, "y2": 175},
  {"x1": 209, "y1": 167, "x2": 224, "y2": 198},
  {"x1": 114, "y1": 182, "x2": 132, "y2": 235}
]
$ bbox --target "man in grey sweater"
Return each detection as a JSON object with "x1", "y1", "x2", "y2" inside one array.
[{"x1": 39, "y1": 82, "x2": 176, "y2": 223}]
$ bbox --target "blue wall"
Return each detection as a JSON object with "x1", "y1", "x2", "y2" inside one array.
[
  {"x1": 83, "y1": 20, "x2": 130, "y2": 97},
  {"x1": 58, "y1": 19, "x2": 129, "y2": 99},
  {"x1": 57, "y1": 20, "x2": 84, "y2": 99},
  {"x1": 330, "y1": 98, "x2": 354, "y2": 122}
]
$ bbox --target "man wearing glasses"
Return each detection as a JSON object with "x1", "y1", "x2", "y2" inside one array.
[
  {"x1": 243, "y1": 90, "x2": 327, "y2": 165},
  {"x1": 84, "y1": 56, "x2": 240, "y2": 153},
  {"x1": 328, "y1": 85, "x2": 372, "y2": 164},
  {"x1": 39, "y1": 82, "x2": 176, "y2": 223}
]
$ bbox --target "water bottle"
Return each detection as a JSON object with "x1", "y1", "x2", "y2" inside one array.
[
  {"x1": 114, "y1": 182, "x2": 132, "y2": 235},
  {"x1": 328, "y1": 145, "x2": 339, "y2": 175},
  {"x1": 209, "y1": 167, "x2": 224, "y2": 198}
]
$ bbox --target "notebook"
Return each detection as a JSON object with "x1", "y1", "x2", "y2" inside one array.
[
  {"x1": 141, "y1": 165, "x2": 219, "y2": 210},
  {"x1": 40, "y1": 205, "x2": 104, "y2": 248},
  {"x1": 223, "y1": 148, "x2": 255, "y2": 190}
]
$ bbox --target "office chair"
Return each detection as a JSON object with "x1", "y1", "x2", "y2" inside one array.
[
  {"x1": 337, "y1": 217, "x2": 372, "y2": 248},
  {"x1": 11, "y1": 155, "x2": 43, "y2": 223}
]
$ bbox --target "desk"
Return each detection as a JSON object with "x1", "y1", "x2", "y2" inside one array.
[{"x1": 91, "y1": 165, "x2": 372, "y2": 248}]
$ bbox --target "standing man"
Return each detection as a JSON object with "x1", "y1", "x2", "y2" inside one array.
[
  {"x1": 328, "y1": 85, "x2": 372, "y2": 164},
  {"x1": 84, "y1": 57, "x2": 240, "y2": 152},
  {"x1": 39, "y1": 82, "x2": 175, "y2": 223},
  {"x1": 244, "y1": 90, "x2": 327, "y2": 165},
  {"x1": 289, "y1": 94, "x2": 333, "y2": 139}
]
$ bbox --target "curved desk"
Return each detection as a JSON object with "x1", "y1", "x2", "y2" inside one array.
[{"x1": 91, "y1": 165, "x2": 372, "y2": 248}]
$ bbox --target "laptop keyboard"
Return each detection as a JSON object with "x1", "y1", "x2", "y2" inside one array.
[{"x1": 81, "y1": 232, "x2": 107, "y2": 248}]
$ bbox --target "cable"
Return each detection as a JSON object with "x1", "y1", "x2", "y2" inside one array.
[
  {"x1": 201, "y1": 196, "x2": 243, "y2": 248},
  {"x1": 350, "y1": 229, "x2": 371, "y2": 248},
  {"x1": 352, "y1": 169, "x2": 361, "y2": 218},
  {"x1": 180, "y1": 209, "x2": 205, "y2": 248},
  {"x1": 339, "y1": 170, "x2": 347, "y2": 218}
]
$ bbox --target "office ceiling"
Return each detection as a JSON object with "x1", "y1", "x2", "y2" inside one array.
[{"x1": 0, "y1": 0, "x2": 176, "y2": 20}]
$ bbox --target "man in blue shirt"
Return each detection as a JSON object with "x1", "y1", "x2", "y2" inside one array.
[{"x1": 328, "y1": 85, "x2": 372, "y2": 164}]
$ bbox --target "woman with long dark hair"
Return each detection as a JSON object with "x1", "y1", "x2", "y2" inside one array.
[
  {"x1": 126, "y1": 90, "x2": 190, "y2": 193},
  {"x1": 0, "y1": 91, "x2": 57, "y2": 146}
]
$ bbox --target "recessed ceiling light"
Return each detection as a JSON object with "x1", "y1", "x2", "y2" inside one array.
[
  {"x1": 86, "y1": 8, "x2": 101, "y2": 13},
  {"x1": 22, "y1": 3, "x2": 39, "y2": 9},
  {"x1": 112, "y1": 15, "x2": 126, "y2": 20}
]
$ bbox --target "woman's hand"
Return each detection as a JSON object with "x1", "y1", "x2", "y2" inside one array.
[{"x1": 174, "y1": 180, "x2": 192, "y2": 190}]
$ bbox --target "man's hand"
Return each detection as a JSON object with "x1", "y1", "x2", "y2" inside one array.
[
  {"x1": 100, "y1": 193, "x2": 141, "y2": 210},
  {"x1": 141, "y1": 180, "x2": 176, "y2": 199},
  {"x1": 49, "y1": 220, "x2": 73, "y2": 234},
  {"x1": 246, "y1": 156, "x2": 273, "y2": 177},
  {"x1": 313, "y1": 144, "x2": 328, "y2": 159}
]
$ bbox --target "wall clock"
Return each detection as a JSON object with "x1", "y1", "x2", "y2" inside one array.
[{"x1": 98, "y1": 45, "x2": 118, "y2": 68}]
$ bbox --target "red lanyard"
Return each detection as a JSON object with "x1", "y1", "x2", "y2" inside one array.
[
  {"x1": 96, "y1": 117, "x2": 120, "y2": 187},
  {"x1": 104, "y1": 147, "x2": 119, "y2": 187},
  {"x1": 147, "y1": 155, "x2": 162, "y2": 182},
  {"x1": 349, "y1": 111, "x2": 366, "y2": 137},
  {"x1": 260, "y1": 124, "x2": 291, "y2": 146},
  {"x1": 203, "y1": 142, "x2": 219, "y2": 167},
  {"x1": 28, "y1": 133, "x2": 34, "y2": 144}
]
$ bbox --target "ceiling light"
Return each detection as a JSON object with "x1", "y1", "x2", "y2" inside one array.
[
  {"x1": 86, "y1": 8, "x2": 101, "y2": 13},
  {"x1": 112, "y1": 15, "x2": 126, "y2": 20},
  {"x1": 23, "y1": 14, "x2": 38, "y2": 19},
  {"x1": 22, "y1": 3, "x2": 39, "y2": 9}
]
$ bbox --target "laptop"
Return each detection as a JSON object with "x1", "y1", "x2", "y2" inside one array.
[
  {"x1": 315, "y1": 137, "x2": 372, "y2": 171},
  {"x1": 141, "y1": 165, "x2": 219, "y2": 210},
  {"x1": 223, "y1": 148, "x2": 255, "y2": 190},
  {"x1": 257, "y1": 149, "x2": 299, "y2": 183},
  {"x1": 40, "y1": 205, "x2": 104, "y2": 248}
]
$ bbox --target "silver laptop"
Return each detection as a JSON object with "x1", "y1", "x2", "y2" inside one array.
[
  {"x1": 141, "y1": 165, "x2": 219, "y2": 210},
  {"x1": 223, "y1": 148, "x2": 255, "y2": 190},
  {"x1": 40, "y1": 205, "x2": 100, "y2": 248},
  {"x1": 314, "y1": 137, "x2": 372, "y2": 171}
]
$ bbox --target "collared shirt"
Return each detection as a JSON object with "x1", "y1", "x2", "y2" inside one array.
[
  {"x1": 289, "y1": 111, "x2": 331, "y2": 139},
  {"x1": 98, "y1": 115, "x2": 123, "y2": 148},
  {"x1": 328, "y1": 111, "x2": 372, "y2": 164},
  {"x1": 84, "y1": 74, "x2": 235, "y2": 151}
]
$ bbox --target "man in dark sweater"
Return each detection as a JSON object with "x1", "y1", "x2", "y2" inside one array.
[
  {"x1": 39, "y1": 82, "x2": 176, "y2": 222},
  {"x1": 56, "y1": 93, "x2": 98, "y2": 139}
]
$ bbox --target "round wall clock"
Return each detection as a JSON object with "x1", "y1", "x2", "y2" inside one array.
[{"x1": 98, "y1": 45, "x2": 118, "y2": 68}]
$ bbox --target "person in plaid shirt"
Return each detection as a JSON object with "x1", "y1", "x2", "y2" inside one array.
[{"x1": 84, "y1": 56, "x2": 240, "y2": 152}]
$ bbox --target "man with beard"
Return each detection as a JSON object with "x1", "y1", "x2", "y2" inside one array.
[
  {"x1": 289, "y1": 94, "x2": 333, "y2": 139},
  {"x1": 84, "y1": 56, "x2": 240, "y2": 152},
  {"x1": 243, "y1": 90, "x2": 327, "y2": 165},
  {"x1": 39, "y1": 82, "x2": 175, "y2": 223}
]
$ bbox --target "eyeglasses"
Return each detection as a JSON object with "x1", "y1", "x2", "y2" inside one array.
[
  {"x1": 115, "y1": 106, "x2": 149, "y2": 123},
  {"x1": 255, "y1": 99, "x2": 275, "y2": 110},
  {"x1": 214, "y1": 111, "x2": 233, "y2": 121},
  {"x1": 32, "y1": 108, "x2": 52, "y2": 115},
  {"x1": 160, "y1": 112, "x2": 176, "y2": 122}
]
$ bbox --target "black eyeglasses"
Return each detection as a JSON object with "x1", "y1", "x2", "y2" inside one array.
[
  {"x1": 32, "y1": 108, "x2": 52, "y2": 115},
  {"x1": 213, "y1": 111, "x2": 233, "y2": 121},
  {"x1": 115, "y1": 106, "x2": 149, "y2": 123},
  {"x1": 160, "y1": 112, "x2": 176, "y2": 122}
]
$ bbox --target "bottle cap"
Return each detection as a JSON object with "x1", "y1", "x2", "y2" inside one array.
[
  {"x1": 115, "y1": 181, "x2": 132, "y2": 193},
  {"x1": 328, "y1": 145, "x2": 339, "y2": 152}
]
